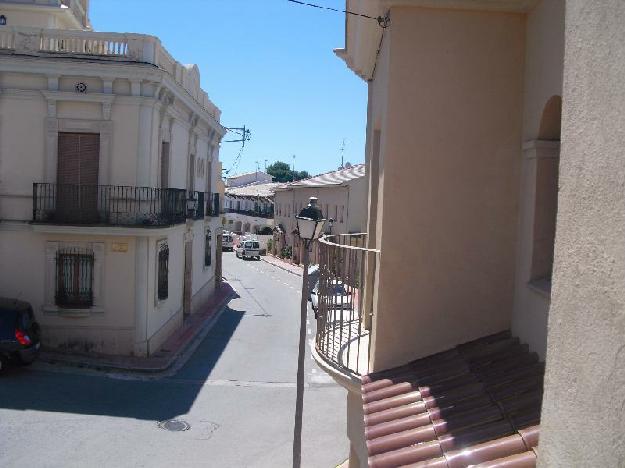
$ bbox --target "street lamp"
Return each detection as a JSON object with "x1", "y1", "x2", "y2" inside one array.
[{"x1": 292, "y1": 197, "x2": 326, "y2": 468}]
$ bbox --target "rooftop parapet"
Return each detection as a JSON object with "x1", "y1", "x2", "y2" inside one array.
[{"x1": 0, "y1": 25, "x2": 221, "y2": 120}]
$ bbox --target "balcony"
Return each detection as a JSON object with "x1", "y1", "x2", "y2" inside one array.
[
  {"x1": 314, "y1": 233, "x2": 379, "y2": 379},
  {"x1": 33, "y1": 183, "x2": 187, "y2": 227},
  {"x1": 187, "y1": 192, "x2": 220, "y2": 219},
  {"x1": 224, "y1": 207, "x2": 274, "y2": 219}
]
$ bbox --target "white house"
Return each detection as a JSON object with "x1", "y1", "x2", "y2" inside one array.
[
  {"x1": 273, "y1": 164, "x2": 367, "y2": 263},
  {"x1": 223, "y1": 182, "x2": 279, "y2": 235},
  {"x1": 0, "y1": 0, "x2": 226, "y2": 356}
]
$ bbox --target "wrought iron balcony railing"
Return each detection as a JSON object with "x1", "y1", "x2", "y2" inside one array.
[
  {"x1": 33, "y1": 183, "x2": 187, "y2": 227},
  {"x1": 224, "y1": 207, "x2": 274, "y2": 219},
  {"x1": 315, "y1": 233, "x2": 379, "y2": 376},
  {"x1": 186, "y1": 192, "x2": 220, "y2": 219}
]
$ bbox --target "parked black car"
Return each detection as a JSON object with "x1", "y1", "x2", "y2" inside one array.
[{"x1": 0, "y1": 298, "x2": 41, "y2": 371}]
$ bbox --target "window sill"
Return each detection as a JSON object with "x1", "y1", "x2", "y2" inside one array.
[
  {"x1": 43, "y1": 305, "x2": 104, "y2": 317},
  {"x1": 527, "y1": 278, "x2": 552, "y2": 299}
]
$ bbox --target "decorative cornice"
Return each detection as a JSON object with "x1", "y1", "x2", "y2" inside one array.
[{"x1": 0, "y1": 55, "x2": 225, "y2": 133}]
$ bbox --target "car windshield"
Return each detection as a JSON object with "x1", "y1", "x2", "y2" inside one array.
[{"x1": 245, "y1": 242, "x2": 259, "y2": 249}]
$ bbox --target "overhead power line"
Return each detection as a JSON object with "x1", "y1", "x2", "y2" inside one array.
[{"x1": 286, "y1": 0, "x2": 390, "y2": 28}]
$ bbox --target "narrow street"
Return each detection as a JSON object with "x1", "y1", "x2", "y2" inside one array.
[{"x1": 0, "y1": 253, "x2": 348, "y2": 468}]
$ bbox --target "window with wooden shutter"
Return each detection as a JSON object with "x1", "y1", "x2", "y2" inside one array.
[{"x1": 57, "y1": 133, "x2": 100, "y2": 223}]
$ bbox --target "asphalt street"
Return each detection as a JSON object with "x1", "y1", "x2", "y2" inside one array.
[{"x1": 0, "y1": 252, "x2": 348, "y2": 468}]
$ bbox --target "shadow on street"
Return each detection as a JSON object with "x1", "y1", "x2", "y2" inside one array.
[{"x1": 0, "y1": 305, "x2": 245, "y2": 422}]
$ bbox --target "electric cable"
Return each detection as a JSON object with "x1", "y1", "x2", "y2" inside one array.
[{"x1": 286, "y1": 0, "x2": 390, "y2": 28}]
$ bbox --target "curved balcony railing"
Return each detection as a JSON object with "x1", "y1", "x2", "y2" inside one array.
[{"x1": 315, "y1": 233, "x2": 380, "y2": 376}]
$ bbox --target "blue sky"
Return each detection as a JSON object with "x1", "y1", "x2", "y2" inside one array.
[{"x1": 91, "y1": 0, "x2": 367, "y2": 177}]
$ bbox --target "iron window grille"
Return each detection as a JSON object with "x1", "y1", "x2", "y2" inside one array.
[
  {"x1": 158, "y1": 242, "x2": 169, "y2": 300},
  {"x1": 205, "y1": 229, "x2": 212, "y2": 267},
  {"x1": 55, "y1": 247, "x2": 94, "y2": 308}
]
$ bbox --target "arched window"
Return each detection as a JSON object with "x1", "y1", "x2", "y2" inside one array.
[
  {"x1": 531, "y1": 96, "x2": 561, "y2": 286},
  {"x1": 0, "y1": 16, "x2": 7, "y2": 26}
]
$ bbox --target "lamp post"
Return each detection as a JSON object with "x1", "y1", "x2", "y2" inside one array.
[{"x1": 292, "y1": 197, "x2": 326, "y2": 468}]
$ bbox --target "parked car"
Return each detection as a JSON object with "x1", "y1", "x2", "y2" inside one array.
[
  {"x1": 222, "y1": 233, "x2": 234, "y2": 251},
  {"x1": 236, "y1": 240, "x2": 261, "y2": 260},
  {"x1": 0, "y1": 298, "x2": 41, "y2": 371},
  {"x1": 310, "y1": 280, "x2": 352, "y2": 318}
]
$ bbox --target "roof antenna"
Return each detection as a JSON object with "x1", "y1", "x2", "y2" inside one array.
[{"x1": 339, "y1": 139, "x2": 345, "y2": 170}]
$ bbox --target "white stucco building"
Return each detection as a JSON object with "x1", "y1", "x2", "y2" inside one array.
[
  {"x1": 223, "y1": 181, "x2": 279, "y2": 235},
  {"x1": 0, "y1": 0, "x2": 226, "y2": 356},
  {"x1": 226, "y1": 170, "x2": 273, "y2": 188},
  {"x1": 273, "y1": 164, "x2": 367, "y2": 263}
]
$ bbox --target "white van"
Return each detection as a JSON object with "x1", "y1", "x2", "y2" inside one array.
[
  {"x1": 222, "y1": 233, "x2": 234, "y2": 251},
  {"x1": 236, "y1": 240, "x2": 261, "y2": 260}
]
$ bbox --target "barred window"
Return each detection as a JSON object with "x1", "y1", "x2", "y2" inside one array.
[
  {"x1": 56, "y1": 248, "x2": 94, "y2": 308},
  {"x1": 205, "y1": 229, "x2": 212, "y2": 267},
  {"x1": 158, "y1": 242, "x2": 169, "y2": 300}
]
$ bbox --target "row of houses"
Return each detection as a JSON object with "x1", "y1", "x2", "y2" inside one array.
[
  {"x1": 0, "y1": 0, "x2": 225, "y2": 356},
  {"x1": 222, "y1": 164, "x2": 368, "y2": 263},
  {"x1": 310, "y1": 1, "x2": 625, "y2": 467}
]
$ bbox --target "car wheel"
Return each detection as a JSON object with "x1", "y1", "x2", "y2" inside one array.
[
  {"x1": 17, "y1": 356, "x2": 34, "y2": 366},
  {"x1": 16, "y1": 350, "x2": 37, "y2": 366}
]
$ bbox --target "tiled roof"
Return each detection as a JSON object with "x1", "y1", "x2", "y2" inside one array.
[
  {"x1": 361, "y1": 331, "x2": 543, "y2": 467},
  {"x1": 278, "y1": 164, "x2": 366, "y2": 189},
  {"x1": 225, "y1": 182, "x2": 281, "y2": 198}
]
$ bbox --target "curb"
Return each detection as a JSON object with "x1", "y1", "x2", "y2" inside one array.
[
  {"x1": 261, "y1": 255, "x2": 303, "y2": 277},
  {"x1": 38, "y1": 286, "x2": 235, "y2": 375}
]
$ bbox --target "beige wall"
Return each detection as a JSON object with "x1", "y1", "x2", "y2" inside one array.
[
  {"x1": 369, "y1": 7, "x2": 525, "y2": 371},
  {"x1": 0, "y1": 229, "x2": 137, "y2": 354},
  {"x1": 539, "y1": 1, "x2": 625, "y2": 465}
]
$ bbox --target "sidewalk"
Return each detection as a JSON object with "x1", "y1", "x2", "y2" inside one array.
[
  {"x1": 261, "y1": 254, "x2": 303, "y2": 276},
  {"x1": 39, "y1": 281, "x2": 236, "y2": 374}
]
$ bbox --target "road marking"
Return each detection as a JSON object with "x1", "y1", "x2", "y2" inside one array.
[
  {"x1": 166, "y1": 378, "x2": 299, "y2": 388},
  {"x1": 309, "y1": 374, "x2": 335, "y2": 385}
]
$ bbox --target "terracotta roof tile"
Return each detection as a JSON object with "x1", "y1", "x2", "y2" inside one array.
[{"x1": 362, "y1": 331, "x2": 543, "y2": 468}]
